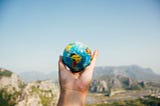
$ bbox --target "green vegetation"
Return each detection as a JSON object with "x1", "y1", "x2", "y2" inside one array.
[
  {"x1": 0, "y1": 70, "x2": 12, "y2": 77},
  {"x1": 86, "y1": 96, "x2": 160, "y2": 106},
  {"x1": 18, "y1": 82, "x2": 25, "y2": 89},
  {"x1": 31, "y1": 86, "x2": 54, "y2": 106},
  {"x1": 32, "y1": 86, "x2": 40, "y2": 93},
  {"x1": 0, "y1": 90, "x2": 13, "y2": 106},
  {"x1": 0, "y1": 89, "x2": 19, "y2": 106},
  {"x1": 39, "y1": 94, "x2": 53, "y2": 106}
]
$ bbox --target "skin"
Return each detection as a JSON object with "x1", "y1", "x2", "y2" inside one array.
[{"x1": 57, "y1": 50, "x2": 98, "y2": 106}]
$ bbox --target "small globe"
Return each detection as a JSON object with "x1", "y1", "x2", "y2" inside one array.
[{"x1": 62, "y1": 42, "x2": 92, "y2": 72}]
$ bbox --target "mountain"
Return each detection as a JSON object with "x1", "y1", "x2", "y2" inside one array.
[
  {"x1": 1, "y1": 65, "x2": 160, "y2": 105},
  {"x1": 90, "y1": 74, "x2": 147, "y2": 96},
  {"x1": 0, "y1": 68, "x2": 24, "y2": 106},
  {"x1": 18, "y1": 65, "x2": 160, "y2": 82},
  {"x1": 16, "y1": 80, "x2": 59, "y2": 106},
  {"x1": 89, "y1": 65, "x2": 160, "y2": 96},
  {"x1": 0, "y1": 68, "x2": 59, "y2": 106},
  {"x1": 19, "y1": 71, "x2": 58, "y2": 82},
  {"x1": 93, "y1": 65, "x2": 160, "y2": 81}
]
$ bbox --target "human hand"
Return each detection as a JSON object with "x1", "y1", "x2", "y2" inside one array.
[
  {"x1": 58, "y1": 50, "x2": 98, "y2": 93},
  {"x1": 57, "y1": 50, "x2": 98, "y2": 106}
]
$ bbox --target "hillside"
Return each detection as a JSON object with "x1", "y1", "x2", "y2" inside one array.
[
  {"x1": 1, "y1": 65, "x2": 160, "y2": 105},
  {"x1": 90, "y1": 74, "x2": 147, "y2": 96},
  {"x1": 18, "y1": 65, "x2": 160, "y2": 82},
  {"x1": 93, "y1": 65, "x2": 160, "y2": 81},
  {"x1": 0, "y1": 68, "x2": 59, "y2": 106}
]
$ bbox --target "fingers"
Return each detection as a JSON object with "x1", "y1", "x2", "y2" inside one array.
[
  {"x1": 89, "y1": 50, "x2": 98, "y2": 70},
  {"x1": 58, "y1": 55, "x2": 67, "y2": 71},
  {"x1": 80, "y1": 50, "x2": 98, "y2": 78}
]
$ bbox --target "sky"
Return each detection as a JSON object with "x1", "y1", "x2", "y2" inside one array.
[{"x1": 0, "y1": 0, "x2": 160, "y2": 74}]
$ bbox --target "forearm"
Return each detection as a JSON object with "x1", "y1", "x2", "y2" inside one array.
[{"x1": 57, "y1": 89, "x2": 87, "y2": 106}]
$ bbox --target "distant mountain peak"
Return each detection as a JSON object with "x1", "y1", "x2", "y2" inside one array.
[{"x1": 94, "y1": 65, "x2": 160, "y2": 81}]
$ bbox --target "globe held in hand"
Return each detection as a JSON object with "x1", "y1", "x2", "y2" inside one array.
[{"x1": 62, "y1": 42, "x2": 92, "y2": 72}]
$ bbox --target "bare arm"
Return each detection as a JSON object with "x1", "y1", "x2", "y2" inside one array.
[{"x1": 57, "y1": 50, "x2": 98, "y2": 106}]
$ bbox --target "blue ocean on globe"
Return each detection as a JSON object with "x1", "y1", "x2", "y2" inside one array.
[{"x1": 62, "y1": 42, "x2": 92, "y2": 72}]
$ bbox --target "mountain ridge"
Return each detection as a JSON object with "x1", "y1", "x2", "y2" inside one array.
[
  {"x1": 93, "y1": 65, "x2": 160, "y2": 81},
  {"x1": 1, "y1": 66, "x2": 160, "y2": 105},
  {"x1": 18, "y1": 65, "x2": 160, "y2": 82}
]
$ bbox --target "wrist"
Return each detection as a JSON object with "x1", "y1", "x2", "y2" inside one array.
[
  {"x1": 61, "y1": 88, "x2": 87, "y2": 97},
  {"x1": 58, "y1": 88, "x2": 87, "y2": 106}
]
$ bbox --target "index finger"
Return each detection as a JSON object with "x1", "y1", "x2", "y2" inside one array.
[
  {"x1": 83, "y1": 50, "x2": 98, "y2": 71},
  {"x1": 79, "y1": 50, "x2": 98, "y2": 80},
  {"x1": 89, "y1": 50, "x2": 98, "y2": 69}
]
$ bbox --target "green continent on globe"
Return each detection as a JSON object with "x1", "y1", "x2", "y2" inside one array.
[{"x1": 62, "y1": 42, "x2": 92, "y2": 72}]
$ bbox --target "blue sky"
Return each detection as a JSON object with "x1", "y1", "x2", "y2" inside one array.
[{"x1": 0, "y1": 0, "x2": 160, "y2": 74}]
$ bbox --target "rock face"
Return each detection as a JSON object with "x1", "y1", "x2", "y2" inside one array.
[
  {"x1": 0, "y1": 68, "x2": 59, "y2": 106},
  {"x1": 0, "y1": 68, "x2": 23, "y2": 92},
  {"x1": 89, "y1": 74, "x2": 146, "y2": 96},
  {"x1": 89, "y1": 65, "x2": 158, "y2": 96},
  {"x1": 0, "y1": 68, "x2": 24, "y2": 106},
  {"x1": 90, "y1": 80, "x2": 108, "y2": 92},
  {"x1": 16, "y1": 80, "x2": 59, "y2": 106}
]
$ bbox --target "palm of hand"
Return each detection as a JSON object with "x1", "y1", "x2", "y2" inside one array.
[{"x1": 58, "y1": 50, "x2": 98, "y2": 93}]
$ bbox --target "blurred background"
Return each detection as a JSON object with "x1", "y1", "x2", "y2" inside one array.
[
  {"x1": 0, "y1": 0, "x2": 160, "y2": 106},
  {"x1": 0, "y1": 0, "x2": 160, "y2": 74}
]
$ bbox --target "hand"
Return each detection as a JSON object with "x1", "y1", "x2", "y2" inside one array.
[{"x1": 57, "y1": 50, "x2": 98, "y2": 106}]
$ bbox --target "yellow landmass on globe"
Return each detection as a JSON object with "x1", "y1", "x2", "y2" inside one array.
[{"x1": 71, "y1": 54, "x2": 82, "y2": 66}]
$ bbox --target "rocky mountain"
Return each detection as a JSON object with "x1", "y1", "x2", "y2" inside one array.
[
  {"x1": 89, "y1": 74, "x2": 146, "y2": 96},
  {"x1": 93, "y1": 65, "x2": 160, "y2": 81},
  {"x1": 18, "y1": 65, "x2": 160, "y2": 83},
  {"x1": 16, "y1": 80, "x2": 59, "y2": 106},
  {"x1": 1, "y1": 65, "x2": 160, "y2": 105},
  {"x1": 0, "y1": 68, "x2": 24, "y2": 106},
  {"x1": 0, "y1": 68, "x2": 59, "y2": 106},
  {"x1": 89, "y1": 65, "x2": 160, "y2": 96}
]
